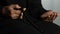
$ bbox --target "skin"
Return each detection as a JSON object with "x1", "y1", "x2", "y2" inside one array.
[
  {"x1": 41, "y1": 10, "x2": 58, "y2": 22},
  {"x1": 2, "y1": 4, "x2": 26, "y2": 19}
]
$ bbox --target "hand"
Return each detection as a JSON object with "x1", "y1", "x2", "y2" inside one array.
[
  {"x1": 2, "y1": 4, "x2": 26, "y2": 19},
  {"x1": 41, "y1": 10, "x2": 58, "y2": 22}
]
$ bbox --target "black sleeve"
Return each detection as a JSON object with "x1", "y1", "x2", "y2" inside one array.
[
  {"x1": 35, "y1": 21, "x2": 60, "y2": 34},
  {"x1": 28, "y1": 0, "x2": 48, "y2": 19}
]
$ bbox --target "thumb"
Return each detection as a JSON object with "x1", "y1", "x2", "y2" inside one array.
[{"x1": 20, "y1": 13, "x2": 23, "y2": 19}]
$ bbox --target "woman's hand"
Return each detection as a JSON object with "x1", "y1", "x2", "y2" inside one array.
[
  {"x1": 2, "y1": 4, "x2": 26, "y2": 19},
  {"x1": 41, "y1": 10, "x2": 58, "y2": 22}
]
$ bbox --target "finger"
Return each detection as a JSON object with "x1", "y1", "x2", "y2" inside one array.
[
  {"x1": 41, "y1": 11, "x2": 53, "y2": 18},
  {"x1": 44, "y1": 12, "x2": 54, "y2": 21},
  {"x1": 13, "y1": 4, "x2": 21, "y2": 10},
  {"x1": 43, "y1": 12, "x2": 57, "y2": 22},
  {"x1": 49, "y1": 12, "x2": 55, "y2": 20},
  {"x1": 49, "y1": 12, "x2": 57, "y2": 21},
  {"x1": 57, "y1": 14, "x2": 60, "y2": 16},
  {"x1": 47, "y1": 12, "x2": 57, "y2": 20},
  {"x1": 15, "y1": 4, "x2": 21, "y2": 9},
  {"x1": 20, "y1": 13, "x2": 23, "y2": 19},
  {"x1": 23, "y1": 8, "x2": 26, "y2": 12},
  {"x1": 51, "y1": 12, "x2": 57, "y2": 20},
  {"x1": 45, "y1": 13, "x2": 53, "y2": 20}
]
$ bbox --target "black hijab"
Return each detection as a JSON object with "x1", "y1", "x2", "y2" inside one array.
[{"x1": 0, "y1": 0, "x2": 27, "y2": 7}]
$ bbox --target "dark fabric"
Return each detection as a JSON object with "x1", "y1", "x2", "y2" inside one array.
[
  {"x1": 0, "y1": 12, "x2": 60, "y2": 34},
  {"x1": 0, "y1": 0, "x2": 27, "y2": 8},
  {"x1": 0, "y1": 12, "x2": 42, "y2": 34},
  {"x1": 27, "y1": 0, "x2": 48, "y2": 20},
  {"x1": 24, "y1": 12, "x2": 60, "y2": 34},
  {"x1": 35, "y1": 21, "x2": 60, "y2": 34}
]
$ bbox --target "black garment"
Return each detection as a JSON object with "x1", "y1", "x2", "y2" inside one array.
[
  {"x1": 0, "y1": 12, "x2": 42, "y2": 34},
  {"x1": 27, "y1": 1, "x2": 60, "y2": 34},
  {"x1": 0, "y1": 17, "x2": 41, "y2": 34},
  {"x1": 0, "y1": 12, "x2": 60, "y2": 34},
  {"x1": 24, "y1": 12, "x2": 60, "y2": 34},
  {"x1": 0, "y1": 0, "x2": 27, "y2": 8},
  {"x1": 27, "y1": 0, "x2": 48, "y2": 20}
]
